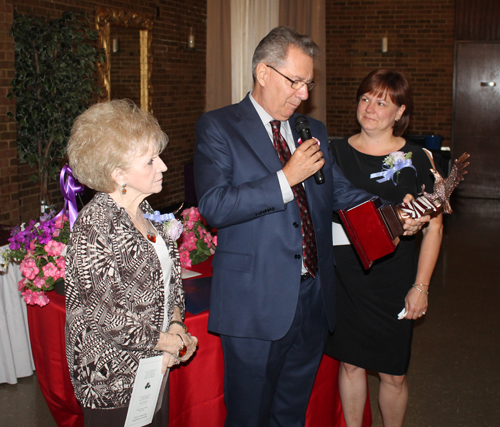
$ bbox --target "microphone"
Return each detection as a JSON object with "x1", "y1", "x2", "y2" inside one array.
[{"x1": 294, "y1": 115, "x2": 325, "y2": 185}]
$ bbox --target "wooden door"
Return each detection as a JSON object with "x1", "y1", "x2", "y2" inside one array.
[{"x1": 453, "y1": 42, "x2": 500, "y2": 198}]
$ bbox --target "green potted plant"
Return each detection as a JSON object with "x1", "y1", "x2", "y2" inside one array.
[
  {"x1": 8, "y1": 10, "x2": 102, "y2": 207},
  {"x1": 178, "y1": 207, "x2": 217, "y2": 268}
]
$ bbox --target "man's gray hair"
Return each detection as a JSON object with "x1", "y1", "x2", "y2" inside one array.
[{"x1": 251, "y1": 26, "x2": 319, "y2": 82}]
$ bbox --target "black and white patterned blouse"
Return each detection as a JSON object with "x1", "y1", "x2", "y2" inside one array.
[{"x1": 65, "y1": 192, "x2": 185, "y2": 409}]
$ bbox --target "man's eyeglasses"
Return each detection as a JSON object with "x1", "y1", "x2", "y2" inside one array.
[{"x1": 266, "y1": 64, "x2": 317, "y2": 91}]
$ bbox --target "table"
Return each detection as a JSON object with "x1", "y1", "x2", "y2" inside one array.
[
  {"x1": 168, "y1": 306, "x2": 372, "y2": 427},
  {"x1": 0, "y1": 245, "x2": 35, "y2": 384},
  {"x1": 26, "y1": 258, "x2": 371, "y2": 426},
  {"x1": 27, "y1": 291, "x2": 84, "y2": 427}
]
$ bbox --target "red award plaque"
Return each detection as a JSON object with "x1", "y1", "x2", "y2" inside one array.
[{"x1": 339, "y1": 152, "x2": 470, "y2": 269}]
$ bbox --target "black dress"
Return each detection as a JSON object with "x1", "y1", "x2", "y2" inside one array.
[{"x1": 324, "y1": 138, "x2": 436, "y2": 375}]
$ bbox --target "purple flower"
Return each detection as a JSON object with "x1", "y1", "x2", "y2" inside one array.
[
  {"x1": 8, "y1": 237, "x2": 21, "y2": 250},
  {"x1": 4, "y1": 211, "x2": 71, "y2": 307},
  {"x1": 38, "y1": 232, "x2": 53, "y2": 245},
  {"x1": 10, "y1": 225, "x2": 21, "y2": 237},
  {"x1": 39, "y1": 219, "x2": 56, "y2": 235},
  {"x1": 40, "y1": 211, "x2": 55, "y2": 222}
]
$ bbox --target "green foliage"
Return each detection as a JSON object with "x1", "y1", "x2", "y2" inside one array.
[
  {"x1": 8, "y1": 10, "x2": 102, "y2": 203},
  {"x1": 190, "y1": 227, "x2": 215, "y2": 265}
]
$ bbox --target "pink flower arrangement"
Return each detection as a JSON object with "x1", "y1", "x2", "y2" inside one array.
[
  {"x1": 2, "y1": 212, "x2": 70, "y2": 307},
  {"x1": 178, "y1": 207, "x2": 217, "y2": 269}
]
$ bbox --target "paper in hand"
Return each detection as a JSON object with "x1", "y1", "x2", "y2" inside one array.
[
  {"x1": 124, "y1": 355, "x2": 167, "y2": 427},
  {"x1": 397, "y1": 308, "x2": 407, "y2": 320}
]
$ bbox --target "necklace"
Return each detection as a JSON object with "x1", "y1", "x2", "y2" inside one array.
[
  {"x1": 144, "y1": 218, "x2": 157, "y2": 243},
  {"x1": 146, "y1": 228, "x2": 157, "y2": 243},
  {"x1": 123, "y1": 206, "x2": 157, "y2": 243}
]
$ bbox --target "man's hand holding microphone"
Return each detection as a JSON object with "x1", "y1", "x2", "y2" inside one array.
[{"x1": 282, "y1": 115, "x2": 326, "y2": 188}]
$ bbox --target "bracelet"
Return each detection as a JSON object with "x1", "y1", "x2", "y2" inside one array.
[
  {"x1": 412, "y1": 284, "x2": 429, "y2": 295},
  {"x1": 176, "y1": 334, "x2": 187, "y2": 358},
  {"x1": 169, "y1": 320, "x2": 187, "y2": 333},
  {"x1": 414, "y1": 283, "x2": 429, "y2": 287}
]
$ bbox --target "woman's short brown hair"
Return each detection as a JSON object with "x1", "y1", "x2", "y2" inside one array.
[
  {"x1": 67, "y1": 100, "x2": 168, "y2": 192},
  {"x1": 356, "y1": 69, "x2": 413, "y2": 137}
]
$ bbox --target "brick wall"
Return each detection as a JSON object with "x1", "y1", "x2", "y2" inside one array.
[
  {"x1": 2, "y1": 0, "x2": 456, "y2": 224},
  {"x1": 1, "y1": 0, "x2": 206, "y2": 225},
  {"x1": 111, "y1": 26, "x2": 142, "y2": 106},
  {"x1": 0, "y1": 0, "x2": 17, "y2": 224},
  {"x1": 149, "y1": 1, "x2": 206, "y2": 211},
  {"x1": 325, "y1": 0, "x2": 455, "y2": 143}
]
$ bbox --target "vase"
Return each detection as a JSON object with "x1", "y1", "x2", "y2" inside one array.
[{"x1": 54, "y1": 280, "x2": 65, "y2": 296}]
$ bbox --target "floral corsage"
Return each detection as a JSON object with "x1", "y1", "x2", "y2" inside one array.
[
  {"x1": 370, "y1": 151, "x2": 415, "y2": 185},
  {"x1": 143, "y1": 211, "x2": 183, "y2": 242}
]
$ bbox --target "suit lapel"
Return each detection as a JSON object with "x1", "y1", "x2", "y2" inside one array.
[
  {"x1": 289, "y1": 114, "x2": 300, "y2": 151},
  {"x1": 235, "y1": 95, "x2": 283, "y2": 174}
]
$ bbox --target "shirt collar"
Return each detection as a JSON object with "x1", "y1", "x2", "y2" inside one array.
[{"x1": 249, "y1": 92, "x2": 292, "y2": 133}]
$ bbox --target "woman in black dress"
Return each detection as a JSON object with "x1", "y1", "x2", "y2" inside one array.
[{"x1": 325, "y1": 70, "x2": 443, "y2": 427}]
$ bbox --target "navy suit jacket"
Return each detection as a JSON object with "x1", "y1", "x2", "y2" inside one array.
[{"x1": 194, "y1": 94, "x2": 370, "y2": 341}]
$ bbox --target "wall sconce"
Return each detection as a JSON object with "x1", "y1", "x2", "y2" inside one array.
[
  {"x1": 381, "y1": 35, "x2": 388, "y2": 53},
  {"x1": 188, "y1": 27, "x2": 195, "y2": 49},
  {"x1": 112, "y1": 38, "x2": 119, "y2": 53}
]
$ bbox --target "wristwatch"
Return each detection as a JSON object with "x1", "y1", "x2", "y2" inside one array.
[{"x1": 176, "y1": 334, "x2": 187, "y2": 358}]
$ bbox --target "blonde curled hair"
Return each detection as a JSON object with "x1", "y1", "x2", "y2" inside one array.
[{"x1": 67, "y1": 99, "x2": 168, "y2": 192}]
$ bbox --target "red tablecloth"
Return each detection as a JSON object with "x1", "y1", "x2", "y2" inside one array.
[
  {"x1": 27, "y1": 259, "x2": 371, "y2": 427},
  {"x1": 27, "y1": 291, "x2": 83, "y2": 427}
]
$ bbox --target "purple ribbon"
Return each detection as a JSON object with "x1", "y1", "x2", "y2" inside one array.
[
  {"x1": 143, "y1": 210, "x2": 175, "y2": 222},
  {"x1": 370, "y1": 159, "x2": 416, "y2": 185},
  {"x1": 57, "y1": 164, "x2": 85, "y2": 230}
]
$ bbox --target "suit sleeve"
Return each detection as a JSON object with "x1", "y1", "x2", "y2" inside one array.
[
  {"x1": 194, "y1": 112, "x2": 286, "y2": 229},
  {"x1": 314, "y1": 129, "x2": 373, "y2": 211},
  {"x1": 330, "y1": 152, "x2": 374, "y2": 210}
]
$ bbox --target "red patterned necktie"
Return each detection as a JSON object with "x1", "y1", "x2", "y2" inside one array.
[{"x1": 270, "y1": 120, "x2": 318, "y2": 277}]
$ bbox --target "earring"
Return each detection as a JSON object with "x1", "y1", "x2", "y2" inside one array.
[
  {"x1": 395, "y1": 118, "x2": 400, "y2": 122},
  {"x1": 121, "y1": 183, "x2": 127, "y2": 195}
]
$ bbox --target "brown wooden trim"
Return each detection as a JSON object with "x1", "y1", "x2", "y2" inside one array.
[{"x1": 456, "y1": 0, "x2": 500, "y2": 41}]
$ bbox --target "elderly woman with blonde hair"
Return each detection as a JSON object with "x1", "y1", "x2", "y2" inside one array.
[{"x1": 65, "y1": 99, "x2": 197, "y2": 427}]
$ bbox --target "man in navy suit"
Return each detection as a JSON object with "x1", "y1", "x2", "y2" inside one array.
[{"x1": 194, "y1": 27, "x2": 422, "y2": 427}]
